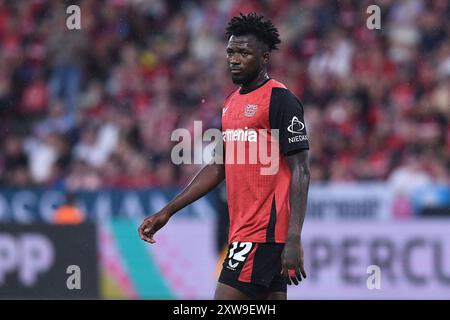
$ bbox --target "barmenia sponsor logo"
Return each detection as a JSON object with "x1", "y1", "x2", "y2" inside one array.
[{"x1": 222, "y1": 127, "x2": 258, "y2": 142}]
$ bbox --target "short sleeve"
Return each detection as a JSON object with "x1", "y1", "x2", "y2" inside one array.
[{"x1": 269, "y1": 87, "x2": 309, "y2": 155}]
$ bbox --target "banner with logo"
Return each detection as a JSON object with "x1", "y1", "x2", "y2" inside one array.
[
  {"x1": 98, "y1": 219, "x2": 450, "y2": 300},
  {"x1": 306, "y1": 183, "x2": 395, "y2": 220},
  {"x1": 0, "y1": 223, "x2": 98, "y2": 299},
  {"x1": 291, "y1": 220, "x2": 450, "y2": 299},
  {"x1": 0, "y1": 188, "x2": 218, "y2": 223},
  {"x1": 0, "y1": 184, "x2": 448, "y2": 223}
]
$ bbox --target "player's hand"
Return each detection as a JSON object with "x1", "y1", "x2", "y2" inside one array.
[
  {"x1": 281, "y1": 238, "x2": 307, "y2": 285},
  {"x1": 138, "y1": 210, "x2": 171, "y2": 244}
]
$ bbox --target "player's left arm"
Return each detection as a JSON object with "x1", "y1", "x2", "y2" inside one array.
[
  {"x1": 269, "y1": 87, "x2": 310, "y2": 286},
  {"x1": 281, "y1": 149, "x2": 310, "y2": 286}
]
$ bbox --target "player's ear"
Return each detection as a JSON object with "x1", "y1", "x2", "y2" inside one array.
[{"x1": 262, "y1": 51, "x2": 269, "y2": 64}]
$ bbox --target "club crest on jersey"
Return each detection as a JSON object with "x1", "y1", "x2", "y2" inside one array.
[{"x1": 244, "y1": 104, "x2": 258, "y2": 117}]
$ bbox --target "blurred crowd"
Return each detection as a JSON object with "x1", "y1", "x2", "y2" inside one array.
[{"x1": 0, "y1": 0, "x2": 448, "y2": 190}]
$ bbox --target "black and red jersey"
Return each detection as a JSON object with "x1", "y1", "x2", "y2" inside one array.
[{"x1": 221, "y1": 78, "x2": 309, "y2": 244}]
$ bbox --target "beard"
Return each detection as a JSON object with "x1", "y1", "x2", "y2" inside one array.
[{"x1": 231, "y1": 68, "x2": 259, "y2": 85}]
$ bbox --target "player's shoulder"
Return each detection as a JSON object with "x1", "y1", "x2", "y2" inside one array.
[
  {"x1": 224, "y1": 88, "x2": 240, "y2": 105},
  {"x1": 268, "y1": 79, "x2": 302, "y2": 106},
  {"x1": 268, "y1": 79, "x2": 299, "y2": 100},
  {"x1": 268, "y1": 78, "x2": 288, "y2": 90}
]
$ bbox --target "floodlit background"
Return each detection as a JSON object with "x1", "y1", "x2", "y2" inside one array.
[{"x1": 0, "y1": 0, "x2": 449, "y2": 299}]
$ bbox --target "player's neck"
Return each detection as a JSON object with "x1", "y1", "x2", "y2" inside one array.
[{"x1": 240, "y1": 70, "x2": 270, "y2": 94}]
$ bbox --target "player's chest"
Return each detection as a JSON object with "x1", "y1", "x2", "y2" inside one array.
[{"x1": 222, "y1": 96, "x2": 270, "y2": 130}]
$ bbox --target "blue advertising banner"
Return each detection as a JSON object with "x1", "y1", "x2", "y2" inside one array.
[
  {"x1": 0, "y1": 188, "x2": 219, "y2": 223},
  {"x1": 0, "y1": 184, "x2": 448, "y2": 223}
]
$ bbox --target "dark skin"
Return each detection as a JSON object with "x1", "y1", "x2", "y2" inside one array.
[
  {"x1": 138, "y1": 34, "x2": 310, "y2": 300},
  {"x1": 226, "y1": 34, "x2": 270, "y2": 90},
  {"x1": 282, "y1": 151, "x2": 309, "y2": 287}
]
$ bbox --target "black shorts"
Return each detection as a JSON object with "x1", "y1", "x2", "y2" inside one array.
[{"x1": 218, "y1": 241, "x2": 287, "y2": 299}]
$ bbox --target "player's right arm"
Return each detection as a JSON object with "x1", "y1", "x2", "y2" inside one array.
[{"x1": 138, "y1": 160, "x2": 225, "y2": 244}]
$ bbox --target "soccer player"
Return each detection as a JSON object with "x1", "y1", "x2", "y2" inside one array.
[{"x1": 139, "y1": 12, "x2": 310, "y2": 300}]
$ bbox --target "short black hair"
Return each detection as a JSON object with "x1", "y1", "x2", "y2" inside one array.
[{"x1": 225, "y1": 12, "x2": 281, "y2": 51}]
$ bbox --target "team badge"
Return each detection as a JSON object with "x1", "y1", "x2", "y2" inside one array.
[{"x1": 244, "y1": 104, "x2": 258, "y2": 117}]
